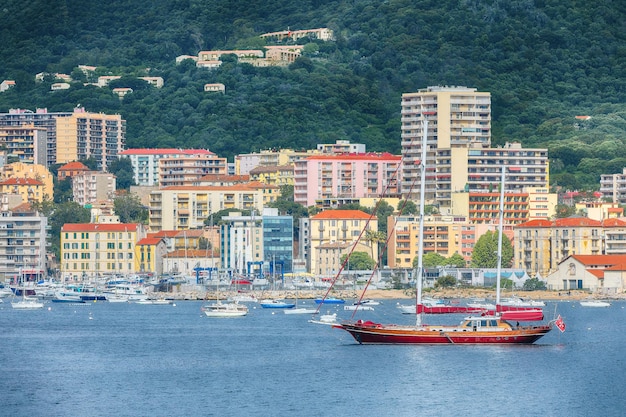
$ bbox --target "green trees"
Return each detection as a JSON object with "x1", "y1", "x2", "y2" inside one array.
[
  {"x1": 470, "y1": 231, "x2": 514, "y2": 269},
  {"x1": 113, "y1": 193, "x2": 148, "y2": 224},
  {"x1": 413, "y1": 252, "x2": 467, "y2": 269},
  {"x1": 340, "y1": 251, "x2": 375, "y2": 271}
]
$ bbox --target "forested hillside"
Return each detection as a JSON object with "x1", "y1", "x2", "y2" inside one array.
[{"x1": 1, "y1": 0, "x2": 625, "y2": 189}]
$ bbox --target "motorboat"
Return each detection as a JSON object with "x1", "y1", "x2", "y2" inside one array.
[
  {"x1": 260, "y1": 299, "x2": 295, "y2": 309},
  {"x1": 51, "y1": 291, "x2": 85, "y2": 303},
  {"x1": 11, "y1": 296, "x2": 44, "y2": 310},
  {"x1": 500, "y1": 296, "x2": 545, "y2": 307},
  {"x1": 201, "y1": 301, "x2": 248, "y2": 317},
  {"x1": 352, "y1": 299, "x2": 380, "y2": 306},
  {"x1": 580, "y1": 300, "x2": 611, "y2": 307},
  {"x1": 284, "y1": 307, "x2": 318, "y2": 315},
  {"x1": 314, "y1": 297, "x2": 345, "y2": 304},
  {"x1": 309, "y1": 313, "x2": 338, "y2": 325},
  {"x1": 344, "y1": 305, "x2": 374, "y2": 311}
]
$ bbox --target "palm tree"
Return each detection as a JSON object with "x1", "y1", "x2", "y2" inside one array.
[{"x1": 364, "y1": 229, "x2": 386, "y2": 263}]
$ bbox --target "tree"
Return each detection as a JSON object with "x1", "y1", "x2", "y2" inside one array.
[
  {"x1": 108, "y1": 157, "x2": 136, "y2": 190},
  {"x1": 553, "y1": 204, "x2": 577, "y2": 218},
  {"x1": 53, "y1": 177, "x2": 73, "y2": 203},
  {"x1": 470, "y1": 231, "x2": 513, "y2": 268},
  {"x1": 114, "y1": 193, "x2": 148, "y2": 223},
  {"x1": 446, "y1": 253, "x2": 467, "y2": 268},
  {"x1": 397, "y1": 199, "x2": 418, "y2": 215},
  {"x1": 205, "y1": 208, "x2": 252, "y2": 225},
  {"x1": 340, "y1": 251, "x2": 375, "y2": 271},
  {"x1": 434, "y1": 275, "x2": 457, "y2": 288},
  {"x1": 364, "y1": 229, "x2": 386, "y2": 261},
  {"x1": 48, "y1": 201, "x2": 91, "y2": 259},
  {"x1": 374, "y1": 200, "x2": 394, "y2": 234},
  {"x1": 417, "y1": 252, "x2": 446, "y2": 268},
  {"x1": 523, "y1": 277, "x2": 547, "y2": 291}
]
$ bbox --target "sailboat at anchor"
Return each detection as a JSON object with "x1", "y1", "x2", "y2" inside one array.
[{"x1": 334, "y1": 119, "x2": 557, "y2": 344}]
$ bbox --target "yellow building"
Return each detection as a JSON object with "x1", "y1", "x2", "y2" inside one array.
[
  {"x1": 308, "y1": 210, "x2": 378, "y2": 276},
  {"x1": 60, "y1": 223, "x2": 145, "y2": 281},
  {"x1": 0, "y1": 177, "x2": 46, "y2": 204},
  {"x1": 514, "y1": 217, "x2": 604, "y2": 278},
  {"x1": 249, "y1": 165, "x2": 294, "y2": 187},
  {"x1": 135, "y1": 237, "x2": 166, "y2": 275},
  {"x1": 387, "y1": 214, "x2": 470, "y2": 269},
  {"x1": 0, "y1": 162, "x2": 54, "y2": 201}
]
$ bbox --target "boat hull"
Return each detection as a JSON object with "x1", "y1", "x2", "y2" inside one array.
[{"x1": 337, "y1": 322, "x2": 552, "y2": 345}]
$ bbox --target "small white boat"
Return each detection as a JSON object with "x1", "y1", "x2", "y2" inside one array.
[
  {"x1": 580, "y1": 300, "x2": 611, "y2": 308},
  {"x1": 344, "y1": 305, "x2": 374, "y2": 311},
  {"x1": 11, "y1": 297, "x2": 44, "y2": 310},
  {"x1": 259, "y1": 299, "x2": 295, "y2": 309},
  {"x1": 397, "y1": 304, "x2": 416, "y2": 314},
  {"x1": 501, "y1": 296, "x2": 545, "y2": 307},
  {"x1": 284, "y1": 307, "x2": 318, "y2": 315},
  {"x1": 309, "y1": 313, "x2": 338, "y2": 325},
  {"x1": 202, "y1": 302, "x2": 248, "y2": 317},
  {"x1": 229, "y1": 294, "x2": 258, "y2": 303}
]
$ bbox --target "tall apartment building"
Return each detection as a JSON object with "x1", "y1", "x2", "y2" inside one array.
[
  {"x1": 0, "y1": 125, "x2": 48, "y2": 165},
  {"x1": 0, "y1": 203, "x2": 48, "y2": 280},
  {"x1": 60, "y1": 223, "x2": 145, "y2": 281},
  {"x1": 401, "y1": 86, "x2": 491, "y2": 203},
  {"x1": 600, "y1": 168, "x2": 626, "y2": 204},
  {"x1": 293, "y1": 153, "x2": 402, "y2": 207},
  {"x1": 148, "y1": 185, "x2": 265, "y2": 231},
  {"x1": 72, "y1": 171, "x2": 117, "y2": 206},
  {"x1": 56, "y1": 107, "x2": 125, "y2": 170},
  {"x1": 158, "y1": 151, "x2": 227, "y2": 187},
  {"x1": 220, "y1": 211, "x2": 264, "y2": 275},
  {"x1": 308, "y1": 210, "x2": 378, "y2": 276},
  {"x1": 317, "y1": 140, "x2": 366, "y2": 154},
  {"x1": 0, "y1": 108, "x2": 73, "y2": 166}
]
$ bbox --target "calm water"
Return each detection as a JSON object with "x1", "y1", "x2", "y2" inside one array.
[{"x1": 0, "y1": 298, "x2": 624, "y2": 417}]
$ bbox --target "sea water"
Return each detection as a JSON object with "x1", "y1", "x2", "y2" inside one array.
[{"x1": 0, "y1": 299, "x2": 624, "y2": 417}]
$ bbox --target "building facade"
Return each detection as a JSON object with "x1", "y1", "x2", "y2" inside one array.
[
  {"x1": 60, "y1": 223, "x2": 145, "y2": 281},
  {"x1": 72, "y1": 171, "x2": 117, "y2": 206},
  {"x1": 148, "y1": 185, "x2": 265, "y2": 231},
  {"x1": 0, "y1": 203, "x2": 48, "y2": 281},
  {"x1": 308, "y1": 210, "x2": 378, "y2": 276},
  {"x1": 0, "y1": 162, "x2": 54, "y2": 201},
  {"x1": 0, "y1": 177, "x2": 46, "y2": 204},
  {"x1": 600, "y1": 168, "x2": 626, "y2": 204},
  {"x1": 55, "y1": 108, "x2": 125, "y2": 170},
  {"x1": 0, "y1": 125, "x2": 48, "y2": 165},
  {"x1": 293, "y1": 153, "x2": 402, "y2": 207}
]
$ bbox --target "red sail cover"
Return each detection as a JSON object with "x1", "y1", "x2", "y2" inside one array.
[{"x1": 500, "y1": 309, "x2": 544, "y2": 321}]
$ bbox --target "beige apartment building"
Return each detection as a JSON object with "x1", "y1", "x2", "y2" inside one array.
[
  {"x1": 148, "y1": 185, "x2": 265, "y2": 231},
  {"x1": 308, "y1": 210, "x2": 378, "y2": 277},
  {"x1": 159, "y1": 151, "x2": 227, "y2": 187},
  {"x1": 72, "y1": 171, "x2": 117, "y2": 206},
  {"x1": 55, "y1": 108, "x2": 125, "y2": 170}
]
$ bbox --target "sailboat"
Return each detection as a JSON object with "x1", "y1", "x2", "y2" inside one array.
[
  {"x1": 11, "y1": 270, "x2": 44, "y2": 310},
  {"x1": 201, "y1": 271, "x2": 248, "y2": 318},
  {"x1": 334, "y1": 121, "x2": 555, "y2": 344},
  {"x1": 284, "y1": 279, "x2": 317, "y2": 315}
]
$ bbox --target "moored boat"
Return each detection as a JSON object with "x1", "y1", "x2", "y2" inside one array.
[
  {"x1": 580, "y1": 300, "x2": 611, "y2": 307},
  {"x1": 201, "y1": 301, "x2": 248, "y2": 317},
  {"x1": 333, "y1": 130, "x2": 558, "y2": 345},
  {"x1": 314, "y1": 297, "x2": 345, "y2": 305},
  {"x1": 260, "y1": 299, "x2": 295, "y2": 309}
]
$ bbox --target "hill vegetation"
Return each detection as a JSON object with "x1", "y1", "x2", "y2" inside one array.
[{"x1": 1, "y1": 0, "x2": 625, "y2": 189}]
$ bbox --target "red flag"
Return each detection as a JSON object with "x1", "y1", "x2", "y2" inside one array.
[{"x1": 555, "y1": 314, "x2": 566, "y2": 332}]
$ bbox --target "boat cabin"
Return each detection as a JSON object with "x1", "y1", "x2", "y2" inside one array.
[{"x1": 460, "y1": 317, "x2": 512, "y2": 332}]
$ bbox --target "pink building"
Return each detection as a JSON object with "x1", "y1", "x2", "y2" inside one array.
[{"x1": 294, "y1": 153, "x2": 402, "y2": 207}]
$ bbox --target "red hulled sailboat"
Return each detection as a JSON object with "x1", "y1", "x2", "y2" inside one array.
[{"x1": 334, "y1": 120, "x2": 555, "y2": 344}]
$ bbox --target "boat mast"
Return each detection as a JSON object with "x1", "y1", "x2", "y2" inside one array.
[
  {"x1": 415, "y1": 118, "x2": 428, "y2": 327},
  {"x1": 495, "y1": 165, "x2": 505, "y2": 310}
]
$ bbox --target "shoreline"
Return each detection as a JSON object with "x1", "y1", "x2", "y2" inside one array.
[{"x1": 162, "y1": 288, "x2": 625, "y2": 301}]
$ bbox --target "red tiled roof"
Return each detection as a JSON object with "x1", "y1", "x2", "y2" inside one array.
[
  {"x1": 602, "y1": 218, "x2": 626, "y2": 227},
  {"x1": 160, "y1": 184, "x2": 263, "y2": 191},
  {"x1": 587, "y1": 269, "x2": 604, "y2": 279},
  {"x1": 136, "y1": 237, "x2": 163, "y2": 245},
  {"x1": 152, "y1": 230, "x2": 180, "y2": 238},
  {"x1": 554, "y1": 217, "x2": 602, "y2": 227},
  {"x1": 305, "y1": 152, "x2": 401, "y2": 161},
  {"x1": 119, "y1": 148, "x2": 214, "y2": 156},
  {"x1": 175, "y1": 230, "x2": 203, "y2": 238},
  {"x1": 516, "y1": 219, "x2": 554, "y2": 228},
  {"x1": 0, "y1": 177, "x2": 44, "y2": 186},
  {"x1": 570, "y1": 254, "x2": 626, "y2": 266},
  {"x1": 311, "y1": 210, "x2": 375, "y2": 220},
  {"x1": 58, "y1": 161, "x2": 90, "y2": 171},
  {"x1": 198, "y1": 174, "x2": 250, "y2": 182},
  {"x1": 61, "y1": 223, "x2": 139, "y2": 232}
]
